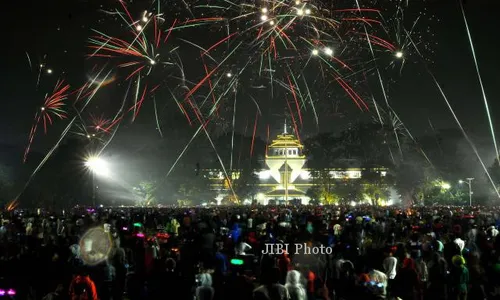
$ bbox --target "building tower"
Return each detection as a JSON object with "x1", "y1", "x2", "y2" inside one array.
[{"x1": 263, "y1": 122, "x2": 307, "y2": 203}]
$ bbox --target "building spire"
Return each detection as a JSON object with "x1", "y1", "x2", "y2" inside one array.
[{"x1": 284, "y1": 119, "x2": 287, "y2": 134}]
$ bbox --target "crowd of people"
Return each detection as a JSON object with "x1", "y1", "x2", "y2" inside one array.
[{"x1": 1, "y1": 204, "x2": 500, "y2": 300}]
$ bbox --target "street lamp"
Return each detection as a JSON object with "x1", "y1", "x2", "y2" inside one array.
[
  {"x1": 85, "y1": 157, "x2": 110, "y2": 207},
  {"x1": 459, "y1": 178, "x2": 474, "y2": 206}
]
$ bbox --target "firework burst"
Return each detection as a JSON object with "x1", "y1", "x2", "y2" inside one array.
[
  {"x1": 88, "y1": 3, "x2": 184, "y2": 122},
  {"x1": 23, "y1": 80, "x2": 70, "y2": 162},
  {"x1": 183, "y1": 0, "x2": 422, "y2": 134}
]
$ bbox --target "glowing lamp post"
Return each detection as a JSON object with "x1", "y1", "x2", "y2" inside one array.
[
  {"x1": 85, "y1": 157, "x2": 110, "y2": 207},
  {"x1": 459, "y1": 178, "x2": 474, "y2": 206}
]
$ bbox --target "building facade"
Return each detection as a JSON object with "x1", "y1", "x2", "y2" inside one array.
[{"x1": 205, "y1": 125, "x2": 388, "y2": 205}]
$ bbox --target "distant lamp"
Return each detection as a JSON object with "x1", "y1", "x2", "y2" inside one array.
[
  {"x1": 395, "y1": 51, "x2": 403, "y2": 58},
  {"x1": 311, "y1": 49, "x2": 319, "y2": 56}
]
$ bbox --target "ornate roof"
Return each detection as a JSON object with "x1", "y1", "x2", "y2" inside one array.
[{"x1": 268, "y1": 133, "x2": 303, "y2": 149}]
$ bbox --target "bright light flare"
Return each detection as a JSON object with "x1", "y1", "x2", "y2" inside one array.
[
  {"x1": 142, "y1": 16, "x2": 148, "y2": 22},
  {"x1": 296, "y1": 9, "x2": 304, "y2": 16},
  {"x1": 260, "y1": 15, "x2": 268, "y2": 21},
  {"x1": 136, "y1": 25, "x2": 143, "y2": 31},
  {"x1": 226, "y1": 72, "x2": 232, "y2": 78},
  {"x1": 85, "y1": 157, "x2": 110, "y2": 177},
  {"x1": 395, "y1": 51, "x2": 403, "y2": 58},
  {"x1": 311, "y1": 49, "x2": 319, "y2": 56},
  {"x1": 459, "y1": 180, "x2": 464, "y2": 184},
  {"x1": 149, "y1": 59, "x2": 156, "y2": 65},
  {"x1": 295, "y1": 0, "x2": 300, "y2": 5},
  {"x1": 269, "y1": 20, "x2": 275, "y2": 25},
  {"x1": 324, "y1": 47, "x2": 333, "y2": 56},
  {"x1": 305, "y1": 9, "x2": 311, "y2": 15},
  {"x1": 261, "y1": 8, "x2": 268, "y2": 13},
  {"x1": 441, "y1": 183, "x2": 451, "y2": 189},
  {"x1": 47, "y1": 69, "x2": 53, "y2": 74}
]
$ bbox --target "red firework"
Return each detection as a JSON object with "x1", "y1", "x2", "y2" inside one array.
[{"x1": 23, "y1": 80, "x2": 70, "y2": 162}]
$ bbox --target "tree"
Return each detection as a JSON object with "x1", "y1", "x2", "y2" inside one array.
[
  {"x1": 233, "y1": 168, "x2": 259, "y2": 202},
  {"x1": 303, "y1": 133, "x2": 341, "y2": 168},
  {"x1": 134, "y1": 181, "x2": 157, "y2": 206},
  {"x1": 336, "y1": 122, "x2": 399, "y2": 166},
  {"x1": 304, "y1": 121, "x2": 400, "y2": 169},
  {"x1": 309, "y1": 169, "x2": 338, "y2": 204},
  {"x1": 306, "y1": 186, "x2": 321, "y2": 205},
  {"x1": 171, "y1": 168, "x2": 215, "y2": 204},
  {"x1": 391, "y1": 162, "x2": 431, "y2": 206},
  {"x1": 335, "y1": 179, "x2": 363, "y2": 206},
  {"x1": 361, "y1": 168, "x2": 391, "y2": 206}
]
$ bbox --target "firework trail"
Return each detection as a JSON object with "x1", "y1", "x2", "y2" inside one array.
[
  {"x1": 459, "y1": 0, "x2": 499, "y2": 165},
  {"x1": 407, "y1": 29, "x2": 500, "y2": 199},
  {"x1": 229, "y1": 87, "x2": 237, "y2": 171},
  {"x1": 250, "y1": 111, "x2": 259, "y2": 157}
]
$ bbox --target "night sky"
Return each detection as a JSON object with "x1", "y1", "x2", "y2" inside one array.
[{"x1": 1, "y1": 0, "x2": 500, "y2": 161}]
